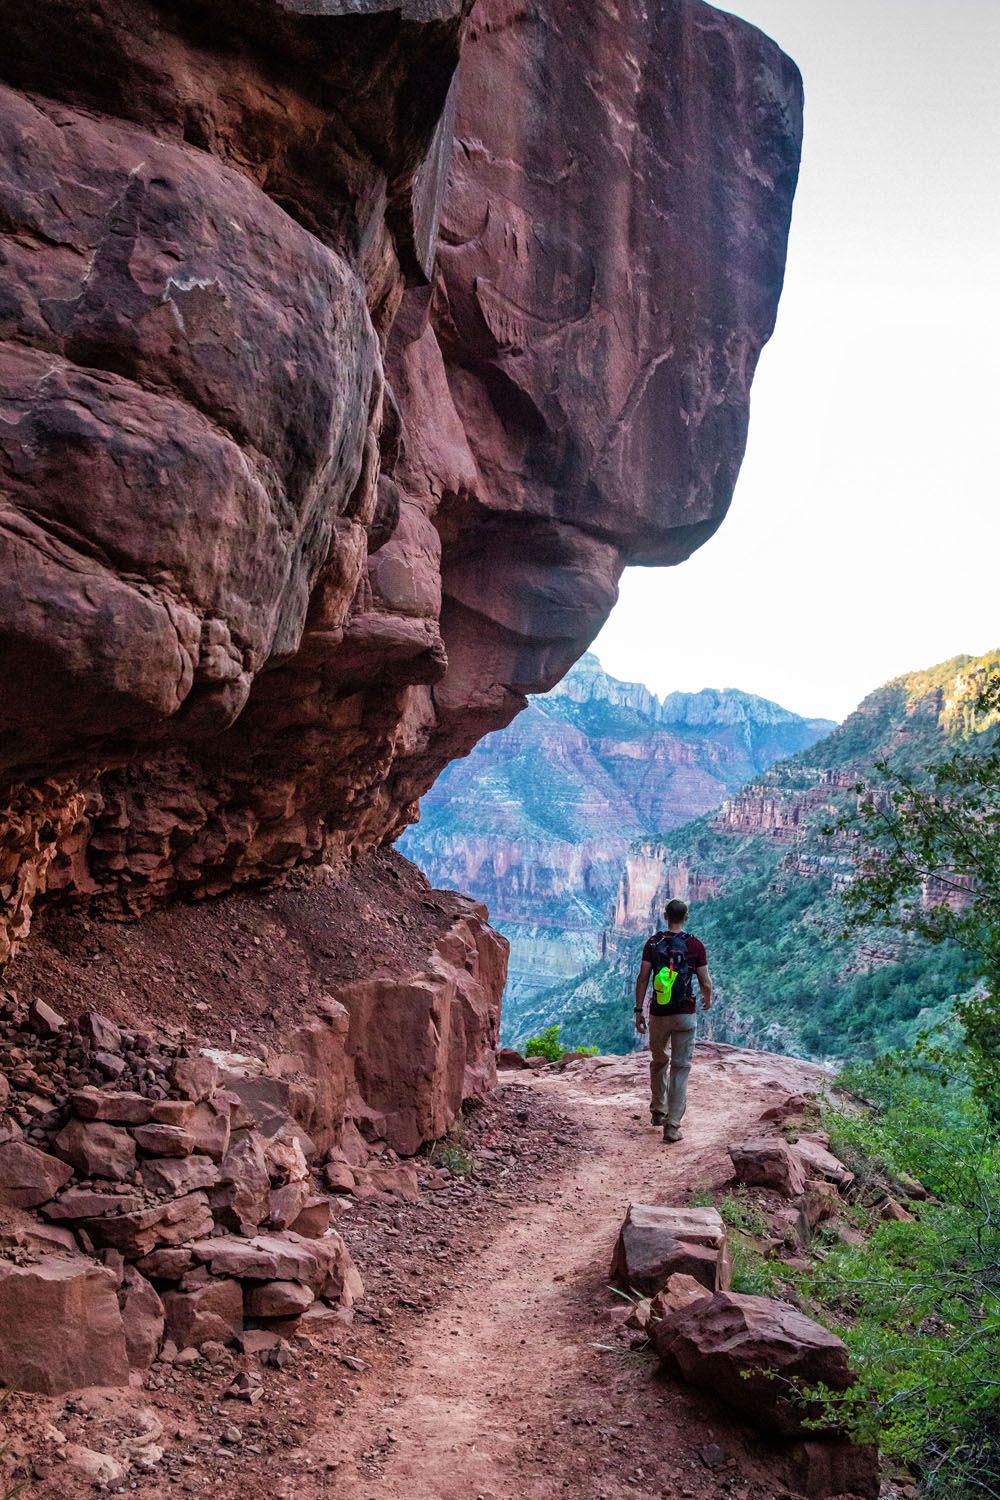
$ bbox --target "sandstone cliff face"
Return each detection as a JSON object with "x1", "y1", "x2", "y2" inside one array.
[{"x1": 0, "y1": 0, "x2": 802, "y2": 967}]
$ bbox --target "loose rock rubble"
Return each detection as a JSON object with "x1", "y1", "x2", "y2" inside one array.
[
  {"x1": 0, "y1": 996, "x2": 365, "y2": 1393},
  {"x1": 0, "y1": 1073, "x2": 582, "y2": 1496},
  {"x1": 598, "y1": 1077, "x2": 896, "y2": 1500}
]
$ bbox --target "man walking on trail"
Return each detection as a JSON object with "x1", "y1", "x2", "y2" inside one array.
[{"x1": 634, "y1": 898, "x2": 712, "y2": 1143}]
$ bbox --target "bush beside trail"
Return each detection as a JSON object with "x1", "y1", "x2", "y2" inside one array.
[{"x1": 524, "y1": 1025, "x2": 598, "y2": 1064}]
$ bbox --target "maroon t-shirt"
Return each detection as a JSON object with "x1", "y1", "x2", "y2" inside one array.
[{"x1": 641, "y1": 931, "x2": 707, "y2": 1014}]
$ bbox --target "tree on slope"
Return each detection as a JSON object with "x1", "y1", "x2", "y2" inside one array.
[{"x1": 843, "y1": 676, "x2": 1000, "y2": 1112}]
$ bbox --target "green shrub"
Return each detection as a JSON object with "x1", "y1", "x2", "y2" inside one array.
[
  {"x1": 524, "y1": 1024, "x2": 565, "y2": 1062},
  {"x1": 716, "y1": 1190, "x2": 769, "y2": 1239},
  {"x1": 729, "y1": 1235, "x2": 777, "y2": 1296},
  {"x1": 433, "y1": 1143, "x2": 473, "y2": 1177},
  {"x1": 687, "y1": 1189, "x2": 774, "y2": 1291},
  {"x1": 792, "y1": 1051, "x2": 1000, "y2": 1496},
  {"x1": 523, "y1": 1025, "x2": 599, "y2": 1062}
]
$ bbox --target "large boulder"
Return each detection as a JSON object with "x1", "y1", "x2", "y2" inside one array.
[
  {"x1": 53, "y1": 1119, "x2": 137, "y2": 1182},
  {"x1": 652, "y1": 1291, "x2": 856, "y2": 1437},
  {"x1": 0, "y1": 1256, "x2": 129, "y2": 1393},
  {"x1": 611, "y1": 1204, "x2": 731, "y2": 1297},
  {"x1": 0, "y1": 0, "x2": 801, "y2": 981},
  {"x1": 333, "y1": 906, "x2": 505, "y2": 1153},
  {"x1": 729, "y1": 1137, "x2": 809, "y2": 1198},
  {"x1": 71, "y1": 1088, "x2": 151, "y2": 1125}
]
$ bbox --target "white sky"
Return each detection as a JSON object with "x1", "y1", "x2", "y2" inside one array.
[{"x1": 592, "y1": 0, "x2": 1000, "y2": 723}]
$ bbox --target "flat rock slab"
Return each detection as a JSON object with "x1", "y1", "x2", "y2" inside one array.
[
  {"x1": 85, "y1": 1191, "x2": 214, "y2": 1258},
  {"x1": 42, "y1": 1187, "x2": 143, "y2": 1221},
  {"x1": 133, "y1": 1123, "x2": 196, "y2": 1158},
  {"x1": 611, "y1": 1203, "x2": 730, "y2": 1296},
  {"x1": 190, "y1": 1230, "x2": 362, "y2": 1304},
  {"x1": 72, "y1": 1089, "x2": 152, "y2": 1125}
]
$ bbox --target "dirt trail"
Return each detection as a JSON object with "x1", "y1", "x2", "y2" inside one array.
[{"x1": 308, "y1": 1045, "x2": 828, "y2": 1500}]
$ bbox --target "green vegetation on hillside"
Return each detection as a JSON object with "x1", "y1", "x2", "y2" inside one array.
[
  {"x1": 513, "y1": 651, "x2": 1000, "y2": 1062},
  {"x1": 797, "y1": 1056, "x2": 1000, "y2": 1496},
  {"x1": 843, "y1": 673, "x2": 1000, "y2": 1109},
  {"x1": 789, "y1": 666, "x2": 1000, "y2": 1494}
]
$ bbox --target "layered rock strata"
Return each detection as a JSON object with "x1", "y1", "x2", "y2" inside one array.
[
  {"x1": 0, "y1": 0, "x2": 802, "y2": 962},
  {"x1": 402, "y1": 655, "x2": 831, "y2": 1014}
]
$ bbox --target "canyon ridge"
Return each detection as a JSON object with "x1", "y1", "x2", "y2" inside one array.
[{"x1": 401, "y1": 652, "x2": 833, "y2": 1017}]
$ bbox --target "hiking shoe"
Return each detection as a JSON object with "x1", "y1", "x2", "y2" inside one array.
[
  {"x1": 650, "y1": 1111, "x2": 666, "y2": 1127},
  {"x1": 662, "y1": 1125, "x2": 684, "y2": 1144}
]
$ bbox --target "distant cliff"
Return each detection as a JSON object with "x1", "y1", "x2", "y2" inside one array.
[
  {"x1": 399, "y1": 654, "x2": 832, "y2": 1017},
  {"x1": 522, "y1": 651, "x2": 1000, "y2": 1059}
]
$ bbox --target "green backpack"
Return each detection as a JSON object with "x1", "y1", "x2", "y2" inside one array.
[{"x1": 648, "y1": 930, "x2": 695, "y2": 1014}]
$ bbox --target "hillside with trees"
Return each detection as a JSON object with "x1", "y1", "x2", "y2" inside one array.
[{"x1": 506, "y1": 651, "x2": 1000, "y2": 1059}]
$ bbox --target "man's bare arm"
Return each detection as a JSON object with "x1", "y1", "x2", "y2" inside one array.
[
  {"x1": 696, "y1": 964, "x2": 713, "y2": 1010},
  {"x1": 634, "y1": 960, "x2": 652, "y2": 1033}
]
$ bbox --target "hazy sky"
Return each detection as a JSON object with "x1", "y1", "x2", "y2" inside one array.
[{"x1": 592, "y1": 0, "x2": 1000, "y2": 722}]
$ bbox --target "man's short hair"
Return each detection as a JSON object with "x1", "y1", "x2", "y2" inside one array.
[{"x1": 664, "y1": 898, "x2": 689, "y2": 924}]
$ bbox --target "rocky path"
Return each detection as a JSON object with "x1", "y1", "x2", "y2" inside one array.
[{"x1": 307, "y1": 1045, "x2": 829, "y2": 1500}]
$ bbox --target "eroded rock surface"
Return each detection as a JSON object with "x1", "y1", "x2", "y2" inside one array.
[
  {"x1": 0, "y1": 0, "x2": 801, "y2": 959},
  {"x1": 653, "y1": 1290, "x2": 857, "y2": 1437}
]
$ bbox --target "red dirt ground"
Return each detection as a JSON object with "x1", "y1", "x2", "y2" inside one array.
[{"x1": 4, "y1": 1043, "x2": 863, "y2": 1500}]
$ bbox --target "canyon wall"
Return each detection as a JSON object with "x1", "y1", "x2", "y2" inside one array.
[
  {"x1": 0, "y1": 1, "x2": 806, "y2": 1400},
  {"x1": 0, "y1": 0, "x2": 803, "y2": 971},
  {"x1": 402, "y1": 655, "x2": 832, "y2": 1021}
]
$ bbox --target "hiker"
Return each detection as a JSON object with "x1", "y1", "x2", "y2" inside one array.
[{"x1": 633, "y1": 898, "x2": 713, "y2": 1143}]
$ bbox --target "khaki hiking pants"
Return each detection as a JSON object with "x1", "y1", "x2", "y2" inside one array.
[{"x1": 649, "y1": 1012, "x2": 697, "y2": 1128}]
